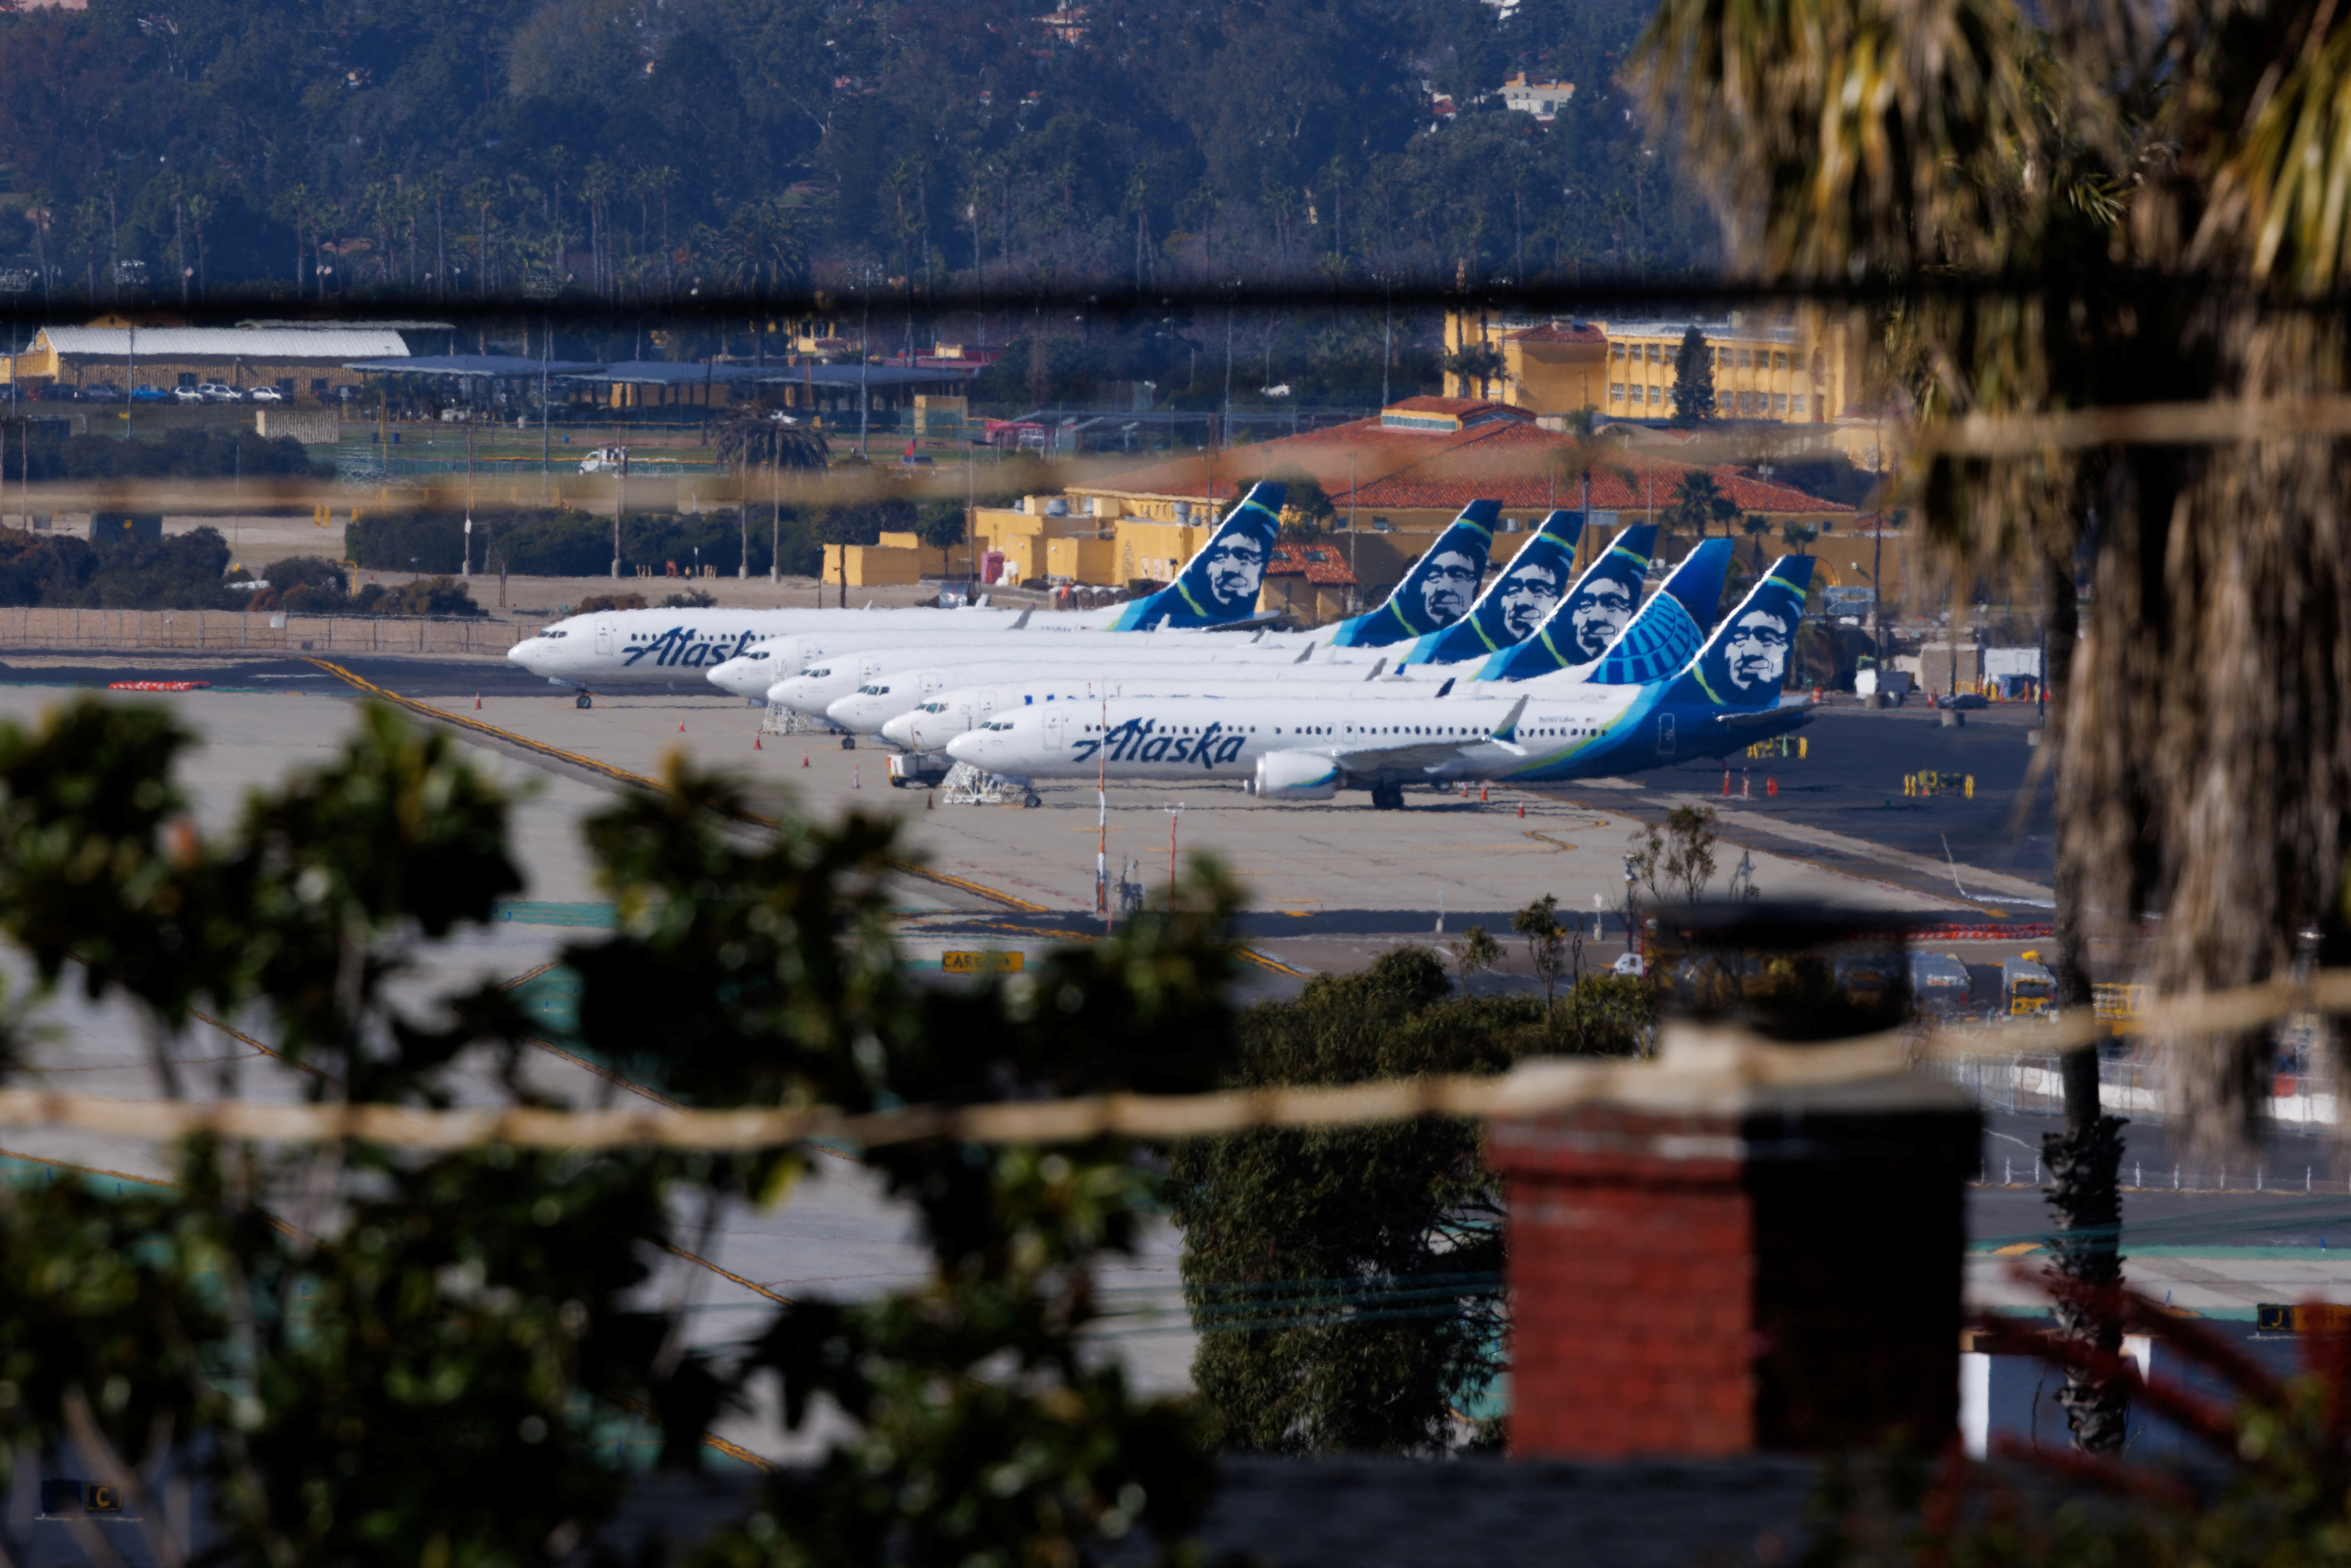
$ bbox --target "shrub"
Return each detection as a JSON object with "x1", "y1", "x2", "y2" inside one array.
[
  {"x1": 350, "y1": 576, "x2": 482, "y2": 618},
  {"x1": 575, "y1": 592, "x2": 647, "y2": 613}
]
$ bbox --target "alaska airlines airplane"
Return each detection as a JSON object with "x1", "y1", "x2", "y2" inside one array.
[
  {"x1": 739, "y1": 496, "x2": 1529, "y2": 720},
  {"x1": 1319, "y1": 502, "x2": 1499, "y2": 647},
  {"x1": 507, "y1": 482, "x2": 1289, "y2": 700},
  {"x1": 867, "y1": 535, "x2": 1729, "y2": 749},
  {"x1": 942, "y1": 557, "x2": 1817, "y2": 809},
  {"x1": 1388, "y1": 510, "x2": 1581, "y2": 665}
]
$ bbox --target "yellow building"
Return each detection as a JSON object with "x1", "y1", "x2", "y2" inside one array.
[
  {"x1": 822, "y1": 543, "x2": 926, "y2": 588},
  {"x1": 1442, "y1": 311, "x2": 1868, "y2": 427}
]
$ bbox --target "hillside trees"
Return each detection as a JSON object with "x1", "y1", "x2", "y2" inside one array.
[{"x1": 0, "y1": 0, "x2": 1716, "y2": 305}]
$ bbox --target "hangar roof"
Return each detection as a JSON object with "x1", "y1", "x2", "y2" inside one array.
[{"x1": 39, "y1": 326, "x2": 411, "y2": 360}]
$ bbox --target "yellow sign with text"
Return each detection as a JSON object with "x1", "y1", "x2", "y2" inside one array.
[{"x1": 942, "y1": 950, "x2": 1024, "y2": 974}]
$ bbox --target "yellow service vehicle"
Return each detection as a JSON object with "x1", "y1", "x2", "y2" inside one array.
[{"x1": 2002, "y1": 954, "x2": 2057, "y2": 1017}]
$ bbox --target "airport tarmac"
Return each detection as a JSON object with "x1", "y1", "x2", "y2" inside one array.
[{"x1": 0, "y1": 655, "x2": 2325, "y2": 1463}]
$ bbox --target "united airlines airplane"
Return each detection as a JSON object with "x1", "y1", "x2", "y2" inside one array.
[
  {"x1": 942, "y1": 557, "x2": 1817, "y2": 808},
  {"x1": 508, "y1": 482, "x2": 1290, "y2": 701}
]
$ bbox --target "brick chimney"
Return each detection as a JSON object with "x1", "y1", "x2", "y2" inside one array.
[{"x1": 1490, "y1": 1025, "x2": 1979, "y2": 1458}]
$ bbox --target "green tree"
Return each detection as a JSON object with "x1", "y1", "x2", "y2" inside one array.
[
  {"x1": 1664, "y1": 469, "x2": 1741, "y2": 539},
  {"x1": 1627, "y1": 805, "x2": 1721, "y2": 907},
  {"x1": 1668, "y1": 324, "x2": 1716, "y2": 424},
  {"x1": 1449, "y1": 923, "x2": 1504, "y2": 975},
  {"x1": 913, "y1": 501, "x2": 969, "y2": 574},
  {"x1": 1167, "y1": 950, "x2": 1525, "y2": 1455},
  {"x1": 1740, "y1": 512, "x2": 1774, "y2": 568},
  {"x1": 0, "y1": 697, "x2": 1248, "y2": 1564},
  {"x1": 1510, "y1": 893, "x2": 1575, "y2": 1012}
]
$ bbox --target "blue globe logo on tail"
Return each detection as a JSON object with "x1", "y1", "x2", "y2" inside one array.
[
  {"x1": 1479, "y1": 524, "x2": 1659, "y2": 681},
  {"x1": 1105, "y1": 482, "x2": 1286, "y2": 630},
  {"x1": 1586, "y1": 538, "x2": 1734, "y2": 686}
]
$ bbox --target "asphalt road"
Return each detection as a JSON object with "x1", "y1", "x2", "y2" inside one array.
[{"x1": 1542, "y1": 702, "x2": 2055, "y2": 904}]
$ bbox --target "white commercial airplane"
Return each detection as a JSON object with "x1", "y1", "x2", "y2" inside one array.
[
  {"x1": 729, "y1": 497, "x2": 1524, "y2": 722},
  {"x1": 942, "y1": 558, "x2": 1818, "y2": 809},
  {"x1": 823, "y1": 517, "x2": 1685, "y2": 744},
  {"x1": 508, "y1": 482, "x2": 1292, "y2": 703},
  {"x1": 870, "y1": 535, "x2": 1732, "y2": 750}
]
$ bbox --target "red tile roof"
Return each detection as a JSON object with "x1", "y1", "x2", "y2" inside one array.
[
  {"x1": 1509, "y1": 323, "x2": 1606, "y2": 345},
  {"x1": 1382, "y1": 395, "x2": 1531, "y2": 419},
  {"x1": 1078, "y1": 413, "x2": 1852, "y2": 516},
  {"x1": 1267, "y1": 543, "x2": 1357, "y2": 586}
]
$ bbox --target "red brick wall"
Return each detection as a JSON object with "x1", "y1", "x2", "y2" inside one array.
[{"x1": 1492, "y1": 1099, "x2": 1974, "y2": 1458}]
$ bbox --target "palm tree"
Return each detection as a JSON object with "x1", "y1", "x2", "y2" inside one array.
[
  {"x1": 1638, "y1": 0, "x2": 2351, "y2": 1453},
  {"x1": 715, "y1": 400, "x2": 829, "y2": 582},
  {"x1": 1739, "y1": 512, "x2": 1772, "y2": 570}
]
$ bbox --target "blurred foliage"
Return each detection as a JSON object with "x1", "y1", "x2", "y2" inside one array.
[
  {"x1": 0, "y1": 695, "x2": 1248, "y2": 1563},
  {"x1": 4, "y1": 427, "x2": 324, "y2": 486},
  {"x1": 1167, "y1": 947, "x2": 1645, "y2": 1455},
  {"x1": 1809, "y1": 1290, "x2": 2351, "y2": 1566}
]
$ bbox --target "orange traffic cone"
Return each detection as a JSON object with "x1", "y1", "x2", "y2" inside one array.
[
  {"x1": 1766, "y1": 775, "x2": 1778, "y2": 798},
  {"x1": 802, "y1": 754, "x2": 810, "y2": 768},
  {"x1": 679, "y1": 721, "x2": 686, "y2": 733},
  {"x1": 474, "y1": 692, "x2": 481, "y2": 710},
  {"x1": 754, "y1": 736, "x2": 762, "y2": 751},
  {"x1": 1517, "y1": 802, "x2": 1525, "y2": 819},
  {"x1": 1479, "y1": 786, "x2": 1488, "y2": 802},
  {"x1": 851, "y1": 767, "x2": 861, "y2": 789}
]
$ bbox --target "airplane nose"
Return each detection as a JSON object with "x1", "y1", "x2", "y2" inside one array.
[
  {"x1": 506, "y1": 640, "x2": 535, "y2": 668},
  {"x1": 945, "y1": 733, "x2": 984, "y2": 763},
  {"x1": 824, "y1": 694, "x2": 863, "y2": 726},
  {"x1": 881, "y1": 714, "x2": 915, "y2": 747}
]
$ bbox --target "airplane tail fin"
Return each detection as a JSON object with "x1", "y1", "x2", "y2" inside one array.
[
  {"x1": 1584, "y1": 539, "x2": 1734, "y2": 686},
  {"x1": 1324, "y1": 500, "x2": 1500, "y2": 647},
  {"x1": 1659, "y1": 555, "x2": 1816, "y2": 710},
  {"x1": 1104, "y1": 482, "x2": 1285, "y2": 630},
  {"x1": 1398, "y1": 509, "x2": 1583, "y2": 665},
  {"x1": 1477, "y1": 524, "x2": 1658, "y2": 681}
]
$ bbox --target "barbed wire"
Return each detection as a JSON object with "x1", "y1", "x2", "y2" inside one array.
[{"x1": 3, "y1": 970, "x2": 2341, "y2": 1151}]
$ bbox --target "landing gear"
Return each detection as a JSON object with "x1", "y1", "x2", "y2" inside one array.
[
  {"x1": 1370, "y1": 781, "x2": 1405, "y2": 810},
  {"x1": 1022, "y1": 791, "x2": 1043, "y2": 809},
  {"x1": 574, "y1": 693, "x2": 593, "y2": 710},
  {"x1": 840, "y1": 736, "x2": 856, "y2": 751}
]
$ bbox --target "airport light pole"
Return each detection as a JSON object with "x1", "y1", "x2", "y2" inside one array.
[
  {"x1": 1163, "y1": 802, "x2": 1184, "y2": 913},
  {"x1": 1096, "y1": 697, "x2": 1110, "y2": 929}
]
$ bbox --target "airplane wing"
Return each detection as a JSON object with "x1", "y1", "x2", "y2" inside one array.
[
  {"x1": 1330, "y1": 697, "x2": 1527, "y2": 773},
  {"x1": 1711, "y1": 702, "x2": 1816, "y2": 731}
]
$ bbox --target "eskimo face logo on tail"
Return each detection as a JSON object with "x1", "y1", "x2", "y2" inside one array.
[
  {"x1": 1498, "y1": 560, "x2": 1564, "y2": 640},
  {"x1": 1682, "y1": 561, "x2": 1812, "y2": 707},
  {"x1": 1417, "y1": 546, "x2": 1482, "y2": 627},
  {"x1": 621, "y1": 626, "x2": 759, "y2": 668},
  {"x1": 1199, "y1": 531, "x2": 1272, "y2": 615},
  {"x1": 1562, "y1": 550, "x2": 1645, "y2": 661},
  {"x1": 1072, "y1": 717, "x2": 1249, "y2": 769}
]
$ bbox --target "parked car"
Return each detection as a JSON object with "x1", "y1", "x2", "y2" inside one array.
[
  {"x1": 170, "y1": 386, "x2": 207, "y2": 404},
  {"x1": 197, "y1": 382, "x2": 242, "y2": 403},
  {"x1": 32, "y1": 384, "x2": 77, "y2": 402},
  {"x1": 130, "y1": 385, "x2": 171, "y2": 404},
  {"x1": 80, "y1": 382, "x2": 123, "y2": 403},
  {"x1": 247, "y1": 386, "x2": 286, "y2": 404}
]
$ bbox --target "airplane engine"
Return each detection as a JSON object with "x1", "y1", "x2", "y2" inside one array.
[{"x1": 1245, "y1": 749, "x2": 1340, "y2": 802}]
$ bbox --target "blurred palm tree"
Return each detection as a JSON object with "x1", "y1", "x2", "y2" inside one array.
[{"x1": 1638, "y1": 0, "x2": 2351, "y2": 1453}]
